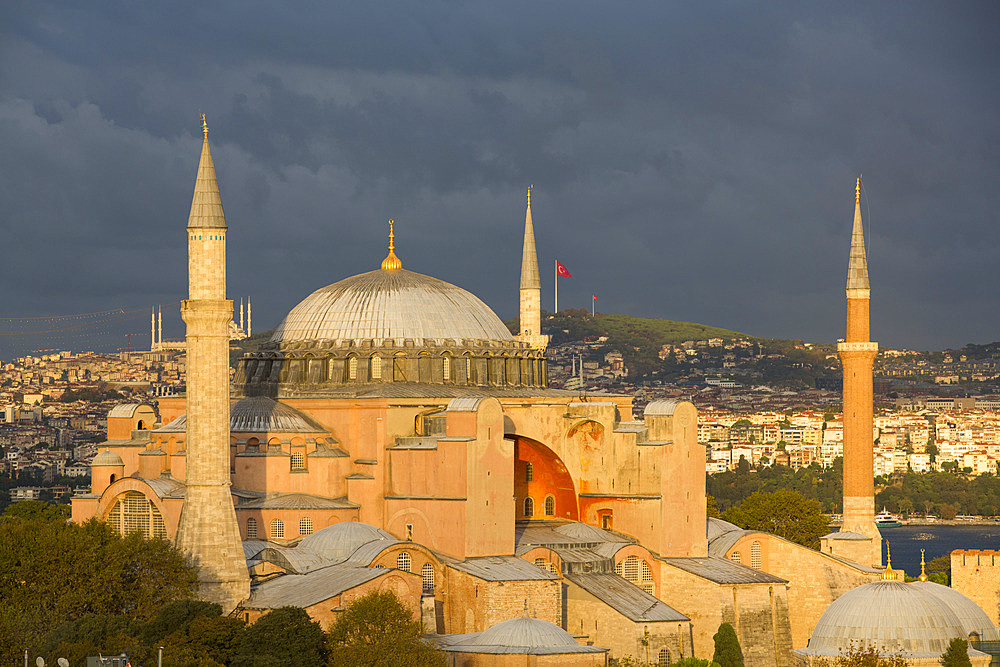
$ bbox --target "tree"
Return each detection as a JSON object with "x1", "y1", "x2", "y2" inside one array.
[
  {"x1": 232, "y1": 607, "x2": 326, "y2": 667},
  {"x1": 722, "y1": 490, "x2": 830, "y2": 548},
  {"x1": 926, "y1": 555, "x2": 951, "y2": 585},
  {"x1": 0, "y1": 510, "x2": 198, "y2": 665},
  {"x1": 831, "y1": 644, "x2": 908, "y2": 666},
  {"x1": 940, "y1": 637, "x2": 972, "y2": 667},
  {"x1": 707, "y1": 495, "x2": 720, "y2": 518},
  {"x1": 712, "y1": 623, "x2": 743, "y2": 667},
  {"x1": 327, "y1": 590, "x2": 445, "y2": 667},
  {"x1": 672, "y1": 659, "x2": 720, "y2": 667}
]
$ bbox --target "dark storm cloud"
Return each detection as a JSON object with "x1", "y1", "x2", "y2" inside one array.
[{"x1": 0, "y1": 0, "x2": 998, "y2": 356}]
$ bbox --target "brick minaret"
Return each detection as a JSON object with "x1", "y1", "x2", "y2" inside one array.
[
  {"x1": 826, "y1": 178, "x2": 882, "y2": 567},
  {"x1": 517, "y1": 187, "x2": 549, "y2": 351},
  {"x1": 173, "y1": 117, "x2": 250, "y2": 609}
]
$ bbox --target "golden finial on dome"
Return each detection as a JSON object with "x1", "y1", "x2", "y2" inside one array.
[
  {"x1": 201, "y1": 114, "x2": 208, "y2": 138},
  {"x1": 527, "y1": 185, "x2": 532, "y2": 208},
  {"x1": 381, "y1": 219, "x2": 402, "y2": 270},
  {"x1": 918, "y1": 548, "x2": 928, "y2": 581},
  {"x1": 856, "y1": 176, "x2": 861, "y2": 204},
  {"x1": 882, "y1": 541, "x2": 897, "y2": 581}
]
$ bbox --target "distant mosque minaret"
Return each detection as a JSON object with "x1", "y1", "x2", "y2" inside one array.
[
  {"x1": 517, "y1": 186, "x2": 549, "y2": 351},
  {"x1": 173, "y1": 116, "x2": 250, "y2": 609},
  {"x1": 822, "y1": 177, "x2": 882, "y2": 568}
]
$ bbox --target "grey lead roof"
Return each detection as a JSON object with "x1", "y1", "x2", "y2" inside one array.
[
  {"x1": 441, "y1": 617, "x2": 606, "y2": 655},
  {"x1": 660, "y1": 557, "x2": 787, "y2": 585},
  {"x1": 270, "y1": 268, "x2": 515, "y2": 346},
  {"x1": 156, "y1": 397, "x2": 328, "y2": 434},
  {"x1": 449, "y1": 556, "x2": 559, "y2": 582},
  {"x1": 564, "y1": 572, "x2": 689, "y2": 622},
  {"x1": 245, "y1": 565, "x2": 386, "y2": 610},
  {"x1": 236, "y1": 493, "x2": 358, "y2": 510}
]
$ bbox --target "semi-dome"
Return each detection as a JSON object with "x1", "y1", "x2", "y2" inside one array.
[
  {"x1": 271, "y1": 268, "x2": 514, "y2": 347},
  {"x1": 297, "y1": 521, "x2": 397, "y2": 562},
  {"x1": 442, "y1": 616, "x2": 607, "y2": 655},
  {"x1": 800, "y1": 580, "x2": 980, "y2": 658}
]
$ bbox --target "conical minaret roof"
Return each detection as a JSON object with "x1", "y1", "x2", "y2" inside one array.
[
  {"x1": 847, "y1": 177, "x2": 869, "y2": 291},
  {"x1": 188, "y1": 116, "x2": 227, "y2": 229},
  {"x1": 520, "y1": 187, "x2": 541, "y2": 290}
]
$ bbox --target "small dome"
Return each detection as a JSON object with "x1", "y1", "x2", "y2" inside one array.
[
  {"x1": 297, "y1": 521, "x2": 396, "y2": 561},
  {"x1": 91, "y1": 450, "x2": 124, "y2": 467},
  {"x1": 271, "y1": 269, "x2": 514, "y2": 346},
  {"x1": 473, "y1": 617, "x2": 583, "y2": 649},
  {"x1": 803, "y1": 580, "x2": 973, "y2": 657},
  {"x1": 707, "y1": 517, "x2": 743, "y2": 541},
  {"x1": 229, "y1": 396, "x2": 327, "y2": 433}
]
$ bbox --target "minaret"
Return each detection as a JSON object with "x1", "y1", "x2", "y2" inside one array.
[
  {"x1": 173, "y1": 116, "x2": 250, "y2": 610},
  {"x1": 825, "y1": 177, "x2": 882, "y2": 567},
  {"x1": 517, "y1": 187, "x2": 549, "y2": 350}
]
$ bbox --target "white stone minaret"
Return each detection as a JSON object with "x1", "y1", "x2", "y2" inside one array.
[
  {"x1": 173, "y1": 116, "x2": 249, "y2": 610},
  {"x1": 517, "y1": 187, "x2": 549, "y2": 351}
]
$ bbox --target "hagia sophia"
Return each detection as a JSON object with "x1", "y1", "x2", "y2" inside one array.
[{"x1": 71, "y1": 122, "x2": 1000, "y2": 665}]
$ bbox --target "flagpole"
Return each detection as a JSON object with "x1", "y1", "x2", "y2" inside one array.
[
  {"x1": 554, "y1": 260, "x2": 558, "y2": 314},
  {"x1": 591, "y1": 296, "x2": 594, "y2": 317}
]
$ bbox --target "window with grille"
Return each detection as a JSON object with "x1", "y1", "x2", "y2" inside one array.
[
  {"x1": 642, "y1": 583, "x2": 655, "y2": 595},
  {"x1": 548, "y1": 563, "x2": 557, "y2": 574},
  {"x1": 107, "y1": 491, "x2": 166, "y2": 539},
  {"x1": 371, "y1": 355, "x2": 382, "y2": 379},
  {"x1": 615, "y1": 561, "x2": 623, "y2": 577},
  {"x1": 348, "y1": 357, "x2": 358, "y2": 380},
  {"x1": 247, "y1": 517, "x2": 258, "y2": 539},
  {"x1": 730, "y1": 551, "x2": 741, "y2": 564},
  {"x1": 291, "y1": 452, "x2": 305, "y2": 470},
  {"x1": 641, "y1": 561, "x2": 653, "y2": 582},
  {"x1": 623, "y1": 555, "x2": 640, "y2": 581},
  {"x1": 422, "y1": 563, "x2": 434, "y2": 593},
  {"x1": 658, "y1": 648, "x2": 671, "y2": 666},
  {"x1": 523, "y1": 497, "x2": 534, "y2": 517},
  {"x1": 751, "y1": 541, "x2": 762, "y2": 569},
  {"x1": 397, "y1": 552, "x2": 412, "y2": 572},
  {"x1": 442, "y1": 356, "x2": 451, "y2": 381},
  {"x1": 544, "y1": 495, "x2": 555, "y2": 516},
  {"x1": 534, "y1": 558, "x2": 546, "y2": 569},
  {"x1": 299, "y1": 517, "x2": 313, "y2": 536},
  {"x1": 525, "y1": 462, "x2": 533, "y2": 482},
  {"x1": 270, "y1": 519, "x2": 284, "y2": 539}
]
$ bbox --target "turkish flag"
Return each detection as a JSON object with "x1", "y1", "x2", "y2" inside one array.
[
  {"x1": 592, "y1": 295, "x2": 598, "y2": 301},
  {"x1": 556, "y1": 261, "x2": 572, "y2": 278}
]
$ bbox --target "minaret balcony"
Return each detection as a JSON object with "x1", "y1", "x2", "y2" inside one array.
[{"x1": 837, "y1": 341, "x2": 878, "y2": 352}]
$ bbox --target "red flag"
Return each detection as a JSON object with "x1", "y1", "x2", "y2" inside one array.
[
  {"x1": 556, "y1": 261, "x2": 572, "y2": 278},
  {"x1": 592, "y1": 295, "x2": 598, "y2": 301}
]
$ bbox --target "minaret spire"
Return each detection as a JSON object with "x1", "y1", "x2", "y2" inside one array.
[
  {"x1": 175, "y1": 117, "x2": 250, "y2": 611},
  {"x1": 516, "y1": 186, "x2": 548, "y2": 353},
  {"x1": 822, "y1": 177, "x2": 881, "y2": 568},
  {"x1": 520, "y1": 186, "x2": 541, "y2": 290},
  {"x1": 847, "y1": 176, "x2": 870, "y2": 293}
]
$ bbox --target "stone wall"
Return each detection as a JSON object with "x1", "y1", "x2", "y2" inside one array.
[
  {"x1": 444, "y1": 567, "x2": 561, "y2": 634},
  {"x1": 952, "y1": 549, "x2": 1000, "y2": 625}
]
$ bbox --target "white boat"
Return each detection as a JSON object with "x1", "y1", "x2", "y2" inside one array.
[{"x1": 875, "y1": 509, "x2": 902, "y2": 528}]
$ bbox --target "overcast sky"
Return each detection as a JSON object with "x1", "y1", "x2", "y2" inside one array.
[{"x1": 1, "y1": 1, "x2": 997, "y2": 356}]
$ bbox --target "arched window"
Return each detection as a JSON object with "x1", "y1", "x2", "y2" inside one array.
[
  {"x1": 614, "y1": 560, "x2": 623, "y2": 577},
  {"x1": 291, "y1": 452, "x2": 305, "y2": 470},
  {"x1": 730, "y1": 551, "x2": 741, "y2": 564},
  {"x1": 525, "y1": 462, "x2": 534, "y2": 482},
  {"x1": 397, "y1": 552, "x2": 412, "y2": 572},
  {"x1": 371, "y1": 355, "x2": 382, "y2": 380},
  {"x1": 247, "y1": 517, "x2": 258, "y2": 539},
  {"x1": 641, "y1": 561, "x2": 653, "y2": 582},
  {"x1": 751, "y1": 541, "x2": 762, "y2": 569},
  {"x1": 299, "y1": 517, "x2": 313, "y2": 536},
  {"x1": 348, "y1": 356, "x2": 358, "y2": 380},
  {"x1": 270, "y1": 519, "x2": 284, "y2": 539},
  {"x1": 421, "y1": 563, "x2": 435, "y2": 593},
  {"x1": 534, "y1": 558, "x2": 547, "y2": 569},
  {"x1": 524, "y1": 496, "x2": 534, "y2": 517},
  {"x1": 658, "y1": 648, "x2": 671, "y2": 666},
  {"x1": 544, "y1": 495, "x2": 555, "y2": 516},
  {"x1": 106, "y1": 491, "x2": 167, "y2": 539},
  {"x1": 442, "y1": 356, "x2": 451, "y2": 381}
]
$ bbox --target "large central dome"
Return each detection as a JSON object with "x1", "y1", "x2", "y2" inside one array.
[{"x1": 271, "y1": 268, "x2": 514, "y2": 346}]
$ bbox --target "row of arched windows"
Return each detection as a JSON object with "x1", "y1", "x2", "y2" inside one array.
[
  {"x1": 522, "y1": 495, "x2": 556, "y2": 518},
  {"x1": 242, "y1": 352, "x2": 544, "y2": 387},
  {"x1": 246, "y1": 517, "x2": 314, "y2": 540},
  {"x1": 728, "y1": 541, "x2": 763, "y2": 569},
  {"x1": 615, "y1": 555, "x2": 654, "y2": 594},
  {"x1": 394, "y1": 551, "x2": 436, "y2": 594}
]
